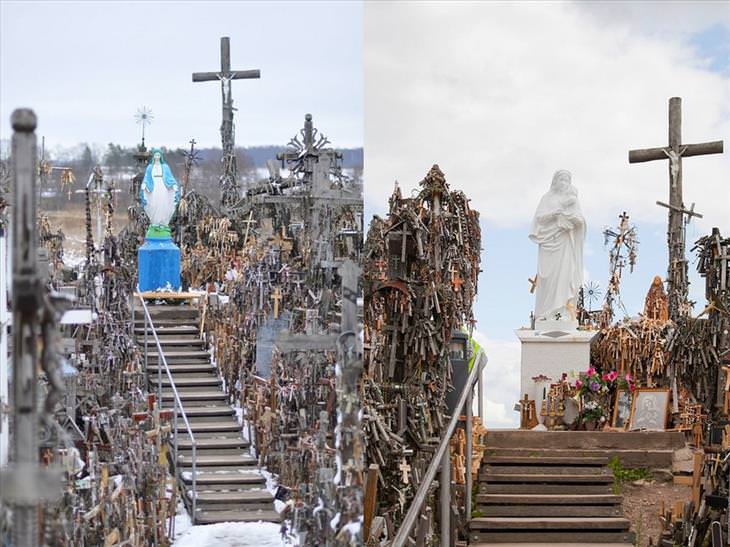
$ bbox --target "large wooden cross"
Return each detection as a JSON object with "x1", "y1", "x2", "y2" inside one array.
[
  {"x1": 193, "y1": 36, "x2": 260, "y2": 207},
  {"x1": 629, "y1": 97, "x2": 724, "y2": 320}
]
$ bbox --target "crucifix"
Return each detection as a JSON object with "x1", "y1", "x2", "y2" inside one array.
[
  {"x1": 629, "y1": 97, "x2": 724, "y2": 320},
  {"x1": 193, "y1": 36, "x2": 260, "y2": 208}
]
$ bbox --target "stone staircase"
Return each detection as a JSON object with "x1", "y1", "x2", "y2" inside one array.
[
  {"x1": 135, "y1": 303, "x2": 280, "y2": 525},
  {"x1": 469, "y1": 431, "x2": 648, "y2": 545}
]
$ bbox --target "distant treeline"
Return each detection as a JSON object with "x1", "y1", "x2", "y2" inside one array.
[{"x1": 29, "y1": 142, "x2": 362, "y2": 211}]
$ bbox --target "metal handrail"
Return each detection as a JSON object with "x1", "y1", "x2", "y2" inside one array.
[
  {"x1": 391, "y1": 353, "x2": 487, "y2": 547},
  {"x1": 137, "y1": 291, "x2": 198, "y2": 524}
]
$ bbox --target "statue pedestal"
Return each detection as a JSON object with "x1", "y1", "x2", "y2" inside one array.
[
  {"x1": 138, "y1": 234, "x2": 181, "y2": 292},
  {"x1": 515, "y1": 326, "x2": 597, "y2": 419}
]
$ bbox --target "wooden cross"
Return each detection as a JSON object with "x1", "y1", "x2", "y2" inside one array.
[
  {"x1": 717, "y1": 244, "x2": 728, "y2": 293},
  {"x1": 398, "y1": 457, "x2": 411, "y2": 484},
  {"x1": 271, "y1": 287, "x2": 283, "y2": 319},
  {"x1": 629, "y1": 97, "x2": 724, "y2": 320},
  {"x1": 193, "y1": 37, "x2": 260, "y2": 203},
  {"x1": 192, "y1": 37, "x2": 260, "y2": 140}
]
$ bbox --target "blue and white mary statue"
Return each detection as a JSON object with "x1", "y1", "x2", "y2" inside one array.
[
  {"x1": 137, "y1": 148, "x2": 181, "y2": 292},
  {"x1": 140, "y1": 148, "x2": 180, "y2": 234}
]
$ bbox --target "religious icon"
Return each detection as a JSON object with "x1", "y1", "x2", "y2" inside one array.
[
  {"x1": 629, "y1": 388, "x2": 670, "y2": 431},
  {"x1": 140, "y1": 148, "x2": 180, "y2": 236}
]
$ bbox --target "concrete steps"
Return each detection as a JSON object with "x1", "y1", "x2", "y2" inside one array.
[
  {"x1": 136, "y1": 302, "x2": 279, "y2": 525},
  {"x1": 471, "y1": 446, "x2": 633, "y2": 544}
]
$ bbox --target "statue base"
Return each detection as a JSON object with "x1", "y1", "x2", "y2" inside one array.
[
  {"x1": 515, "y1": 326, "x2": 598, "y2": 423},
  {"x1": 138, "y1": 234, "x2": 181, "y2": 292}
]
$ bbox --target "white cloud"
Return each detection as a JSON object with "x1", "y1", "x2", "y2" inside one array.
[
  {"x1": 472, "y1": 331, "x2": 521, "y2": 428},
  {"x1": 364, "y1": 2, "x2": 729, "y2": 233}
]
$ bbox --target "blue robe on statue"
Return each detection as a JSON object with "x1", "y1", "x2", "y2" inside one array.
[
  {"x1": 138, "y1": 156, "x2": 181, "y2": 291},
  {"x1": 140, "y1": 162, "x2": 180, "y2": 227}
]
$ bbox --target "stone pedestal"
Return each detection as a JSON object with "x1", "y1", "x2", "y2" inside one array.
[
  {"x1": 515, "y1": 326, "x2": 597, "y2": 418},
  {"x1": 138, "y1": 235, "x2": 181, "y2": 292}
]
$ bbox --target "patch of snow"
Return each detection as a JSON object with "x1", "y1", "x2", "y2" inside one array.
[{"x1": 173, "y1": 521, "x2": 283, "y2": 547}]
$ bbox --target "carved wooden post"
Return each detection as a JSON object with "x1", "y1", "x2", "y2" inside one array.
[{"x1": 11, "y1": 108, "x2": 42, "y2": 547}]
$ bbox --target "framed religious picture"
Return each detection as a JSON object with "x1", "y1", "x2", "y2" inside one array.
[
  {"x1": 612, "y1": 389, "x2": 633, "y2": 430},
  {"x1": 629, "y1": 388, "x2": 671, "y2": 431}
]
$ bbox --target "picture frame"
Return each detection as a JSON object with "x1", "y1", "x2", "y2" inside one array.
[
  {"x1": 612, "y1": 389, "x2": 633, "y2": 430},
  {"x1": 629, "y1": 388, "x2": 671, "y2": 431}
]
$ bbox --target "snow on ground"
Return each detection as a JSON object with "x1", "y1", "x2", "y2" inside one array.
[{"x1": 173, "y1": 520, "x2": 283, "y2": 547}]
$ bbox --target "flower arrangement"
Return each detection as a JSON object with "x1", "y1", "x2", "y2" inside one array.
[
  {"x1": 574, "y1": 367, "x2": 635, "y2": 428},
  {"x1": 575, "y1": 367, "x2": 634, "y2": 397}
]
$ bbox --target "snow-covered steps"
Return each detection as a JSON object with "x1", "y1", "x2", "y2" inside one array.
[
  {"x1": 135, "y1": 300, "x2": 280, "y2": 526},
  {"x1": 195, "y1": 509, "x2": 281, "y2": 525}
]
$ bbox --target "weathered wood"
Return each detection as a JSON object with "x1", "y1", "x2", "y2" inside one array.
[
  {"x1": 363, "y1": 464, "x2": 379, "y2": 541},
  {"x1": 477, "y1": 494, "x2": 622, "y2": 505},
  {"x1": 181, "y1": 471, "x2": 265, "y2": 486},
  {"x1": 480, "y1": 505, "x2": 621, "y2": 517},
  {"x1": 470, "y1": 531, "x2": 635, "y2": 543},
  {"x1": 480, "y1": 473, "x2": 613, "y2": 483},
  {"x1": 470, "y1": 516, "x2": 631, "y2": 530},
  {"x1": 481, "y1": 484, "x2": 612, "y2": 495},
  {"x1": 177, "y1": 454, "x2": 256, "y2": 467},
  {"x1": 192, "y1": 69, "x2": 260, "y2": 82},
  {"x1": 628, "y1": 141, "x2": 723, "y2": 163},
  {"x1": 482, "y1": 456, "x2": 608, "y2": 466}
]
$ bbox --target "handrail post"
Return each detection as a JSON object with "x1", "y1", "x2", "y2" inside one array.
[
  {"x1": 144, "y1": 300, "x2": 149, "y2": 384},
  {"x1": 174, "y1": 403, "x2": 179, "y2": 472},
  {"x1": 465, "y1": 384, "x2": 473, "y2": 526},
  {"x1": 477, "y1": 359, "x2": 484, "y2": 421},
  {"x1": 440, "y1": 448, "x2": 451, "y2": 547},
  {"x1": 158, "y1": 347, "x2": 162, "y2": 407},
  {"x1": 192, "y1": 441, "x2": 197, "y2": 524}
]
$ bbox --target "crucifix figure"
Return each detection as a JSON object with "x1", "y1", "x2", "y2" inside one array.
[
  {"x1": 629, "y1": 97, "x2": 724, "y2": 320},
  {"x1": 193, "y1": 36, "x2": 260, "y2": 208}
]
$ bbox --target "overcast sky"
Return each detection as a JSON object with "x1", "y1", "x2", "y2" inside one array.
[
  {"x1": 0, "y1": 1, "x2": 363, "y2": 149},
  {"x1": 365, "y1": 1, "x2": 730, "y2": 427}
]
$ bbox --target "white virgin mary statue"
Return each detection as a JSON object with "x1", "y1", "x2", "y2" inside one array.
[
  {"x1": 529, "y1": 170, "x2": 585, "y2": 323},
  {"x1": 140, "y1": 148, "x2": 180, "y2": 234}
]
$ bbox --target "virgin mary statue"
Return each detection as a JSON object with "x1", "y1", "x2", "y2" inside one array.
[
  {"x1": 529, "y1": 170, "x2": 585, "y2": 323},
  {"x1": 140, "y1": 148, "x2": 180, "y2": 232}
]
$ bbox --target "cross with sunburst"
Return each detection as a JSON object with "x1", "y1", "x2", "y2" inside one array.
[{"x1": 135, "y1": 106, "x2": 154, "y2": 147}]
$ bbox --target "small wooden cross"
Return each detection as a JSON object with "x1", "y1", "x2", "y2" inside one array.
[
  {"x1": 656, "y1": 200, "x2": 703, "y2": 224},
  {"x1": 399, "y1": 457, "x2": 411, "y2": 484},
  {"x1": 270, "y1": 287, "x2": 283, "y2": 319}
]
